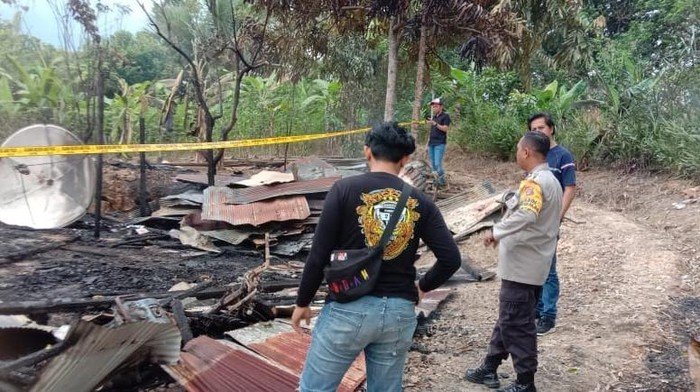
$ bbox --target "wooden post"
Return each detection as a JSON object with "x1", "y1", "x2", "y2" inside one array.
[
  {"x1": 94, "y1": 42, "x2": 104, "y2": 239},
  {"x1": 139, "y1": 116, "x2": 150, "y2": 216}
]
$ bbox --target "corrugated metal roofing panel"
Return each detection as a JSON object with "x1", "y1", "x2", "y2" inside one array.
[
  {"x1": 249, "y1": 331, "x2": 366, "y2": 392},
  {"x1": 163, "y1": 336, "x2": 299, "y2": 392},
  {"x1": 436, "y1": 182, "x2": 499, "y2": 213},
  {"x1": 31, "y1": 319, "x2": 180, "y2": 392},
  {"x1": 152, "y1": 206, "x2": 201, "y2": 217},
  {"x1": 175, "y1": 173, "x2": 246, "y2": 186},
  {"x1": 441, "y1": 192, "x2": 504, "y2": 234},
  {"x1": 162, "y1": 190, "x2": 205, "y2": 204},
  {"x1": 225, "y1": 177, "x2": 339, "y2": 205},
  {"x1": 201, "y1": 229, "x2": 256, "y2": 245},
  {"x1": 224, "y1": 320, "x2": 293, "y2": 344},
  {"x1": 226, "y1": 321, "x2": 365, "y2": 392},
  {"x1": 271, "y1": 233, "x2": 315, "y2": 257},
  {"x1": 202, "y1": 188, "x2": 310, "y2": 226}
]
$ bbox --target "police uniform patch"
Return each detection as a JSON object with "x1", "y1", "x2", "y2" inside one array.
[{"x1": 518, "y1": 179, "x2": 543, "y2": 215}]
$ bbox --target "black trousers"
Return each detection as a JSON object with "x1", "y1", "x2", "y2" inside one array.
[{"x1": 486, "y1": 279, "x2": 541, "y2": 375}]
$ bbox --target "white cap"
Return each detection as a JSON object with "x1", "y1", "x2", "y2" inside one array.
[{"x1": 429, "y1": 98, "x2": 443, "y2": 105}]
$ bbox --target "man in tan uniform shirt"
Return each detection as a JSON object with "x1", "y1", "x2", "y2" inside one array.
[{"x1": 464, "y1": 131, "x2": 563, "y2": 392}]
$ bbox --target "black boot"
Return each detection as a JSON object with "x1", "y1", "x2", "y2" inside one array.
[
  {"x1": 496, "y1": 381, "x2": 536, "y2": 392},
  {"x1": 464, "y1": 362, "x2": 500, "y2": 389}
]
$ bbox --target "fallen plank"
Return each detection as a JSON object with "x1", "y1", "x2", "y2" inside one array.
[
  {"x1": 0, "y1": 282, "x2": 215, "y2": 315},
  {"x1": 442, "y1": 192, "x2": 505, "y2": 234}
]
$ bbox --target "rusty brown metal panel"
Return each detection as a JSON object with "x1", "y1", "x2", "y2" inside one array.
[
  {"x1": 249, "y1": 331, "x2": 366, "y2": 392},
  {"x1": 202, "y1": 189, "x2": 310, "y2": 226},
  {"x1": 164, "y1": 336, "x2": 299, "y2": 392},
  {"x1": 225, "y1": 177, "x2": 339, "y2": 204},
  {"x1": 225, "y1": 321, "x2": 366, "y2": 392}
]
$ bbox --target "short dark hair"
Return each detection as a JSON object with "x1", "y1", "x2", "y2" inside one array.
[
  {"x1": 521, "y1": 131, "x2": 550, "y2": 158},
  {"x1": 527, "y1": 112, "x2": 556, "y2": 135},
  {"x1": 365, "y1": 122, "x2": 416, "y2": 163}
]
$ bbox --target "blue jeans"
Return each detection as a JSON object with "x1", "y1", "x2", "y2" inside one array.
[
  {"x1": 428, "y1": 144, "x2": 446, "y2": 185},
  {"x1": 300, "y1": 296, "x2": 417, "y2": 392},
  {"x1": 536, "y1": 252, "x2": 559, "y2": 322}
]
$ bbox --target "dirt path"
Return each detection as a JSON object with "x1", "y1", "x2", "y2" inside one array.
[{"x1": 404, "y1": 150, "x2": 699, "y2": 391}]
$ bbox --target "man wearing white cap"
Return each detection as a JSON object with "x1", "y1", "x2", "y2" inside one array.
[{"x1": 427, "y1": 98, "x2": 451, "y2": 187}]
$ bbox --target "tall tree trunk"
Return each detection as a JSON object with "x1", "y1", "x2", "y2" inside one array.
[
  {"x1": 411, "y1": 13, "x2": 428, "y2": 140},
  {"x1": 384, "y1": 17, "x2": 400, "y2": 122},
  {"x1": 214, "y1": 69, "x2": 246, "y2": 166}
]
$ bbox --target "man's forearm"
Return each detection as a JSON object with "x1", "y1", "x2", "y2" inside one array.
[{"x1": 561, "y1": 186, "x2": 576, "y2": 220}]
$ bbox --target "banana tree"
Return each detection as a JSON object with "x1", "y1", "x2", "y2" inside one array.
[
  {"x1": 105, "y1": 78, "x2": 155, "y2": 145},
  {"x1": 300, "y1": 79, "x2": 343, "y2": 132},
  {"x1": 241, "y1": 74, "x2": 285, "y2": 137},
  {"x1": 0, "y1": 56, "x2": 69, "y2": 122}
]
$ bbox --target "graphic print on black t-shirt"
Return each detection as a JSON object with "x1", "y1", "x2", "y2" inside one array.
[{"x1": 356, "y1": 188, "x2": 420, "y2": 260}]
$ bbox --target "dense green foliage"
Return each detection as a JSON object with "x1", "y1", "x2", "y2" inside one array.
[
  {"x1": 0, "y1": 0, "x2": 697, "y2": 176},
  {"x1": 444, "y1": 0, "x2": 699, "y2": 176}
]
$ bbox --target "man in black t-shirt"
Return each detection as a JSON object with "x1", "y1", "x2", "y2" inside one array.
[
  {"x1": 293, "y1": 122, "x2": 461, "y2": 392},
  {"x1": 427, "y1": 98, "x2": 451, "y2": 186}
]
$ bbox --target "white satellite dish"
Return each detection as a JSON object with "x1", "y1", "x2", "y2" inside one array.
[{"x1": 0, "y1": 124, "x2": 96, "y2": 229}]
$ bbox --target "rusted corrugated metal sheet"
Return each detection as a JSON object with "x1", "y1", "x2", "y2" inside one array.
[
  {"x1": 225, "y1": 321, "x2": 365, "y2": 392},
  {"x1": 202, "y1": 188, "x2": 310, "y2": 226},
  {"x1": 161, "y1": 190, "x2": 204, "y2": 205},
  {"x1": 31, "y1": 319, "x2": 180, "y2": 392},
  {"x1": 250, "y1": 331, "x2": 366, "y2": 392},
  {"x1": 436, "y1": 182, "x2": 498, "y2": 214},
  {"x1": 163, "y1": 336, "x2": 299, "y2": 392},
  {"x1": 226, "y1": 177, "x2": 339, "y2": 205}
]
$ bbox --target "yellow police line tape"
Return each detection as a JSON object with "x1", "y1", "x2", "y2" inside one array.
[{"x1": 0, "y1": 121, "x2": 425, "y2": 158}]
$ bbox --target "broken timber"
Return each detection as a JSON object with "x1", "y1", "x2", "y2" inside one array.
[{"x1": 0, "y1": 281, "x2": 215, "y2": 315}]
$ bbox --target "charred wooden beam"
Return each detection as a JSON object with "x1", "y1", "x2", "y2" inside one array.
[{"x1": 0, "y1": 281, "x2": 214, "y2": 315}]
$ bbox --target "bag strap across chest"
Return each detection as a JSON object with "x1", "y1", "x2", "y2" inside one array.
[{"x1": 375, "y1": 182, "x2": 412, "y2": 251}]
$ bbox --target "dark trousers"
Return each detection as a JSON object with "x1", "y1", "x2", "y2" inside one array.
[{"x1": 486, "y1": 279, "x2": 541, "y2": 375}]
